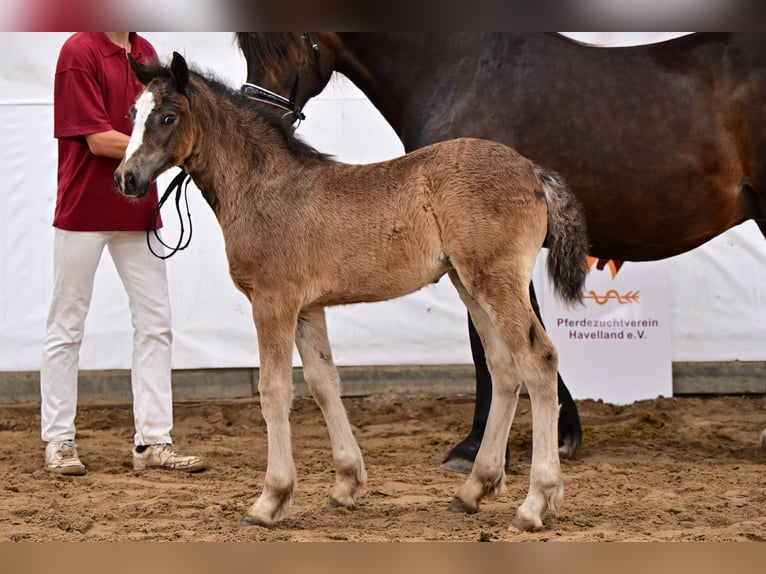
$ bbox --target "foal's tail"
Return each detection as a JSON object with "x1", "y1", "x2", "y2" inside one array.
[{"x1": 536, "y1": 167, "x2": 589, "y2": 306}]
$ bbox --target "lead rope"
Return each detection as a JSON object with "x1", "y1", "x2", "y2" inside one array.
[{"x1": 147, "y1": 168, "x2": 193, "y2": 259}]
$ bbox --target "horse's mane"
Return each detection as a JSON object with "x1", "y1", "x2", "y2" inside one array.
[
  {"x1": 185, "y1": 61, "x2": 329, "y2": 162},
  {"x1": 235, "y1": 33, "x2": 307, "y2": 77}
]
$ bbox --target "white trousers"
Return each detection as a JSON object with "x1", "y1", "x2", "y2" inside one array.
[{"x1": 40, "y1": 229, "x2": 174, "y2": 446}]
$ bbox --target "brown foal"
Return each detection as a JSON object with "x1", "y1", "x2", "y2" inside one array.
[{"x1": 115, "y1": 53, "x2": 589, "y2": 531}]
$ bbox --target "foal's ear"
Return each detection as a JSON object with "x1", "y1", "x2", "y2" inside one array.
[
  {"x1": 170, "y1": 51, "x2": 190, "y2": 93},
  {"x1": 128, "y1": 54, "x2": 157, "y2": 86}
]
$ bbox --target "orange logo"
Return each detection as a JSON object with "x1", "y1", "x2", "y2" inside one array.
[{"x1": 585, "y1": 257, "x2": 639, "y2": 305}]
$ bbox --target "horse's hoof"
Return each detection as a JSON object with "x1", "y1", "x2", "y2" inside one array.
[
  {"x1": 759, "y1": 429, "x2": 766, "y2": 453},
  {"x1": 448, "y1": 497, "x2": 477, "y2": 514},
  {"x1": 441, "y1": 436, "x2": 481, "y2": 475},
  {"x1": 559, "y1": 433, "x2": 581, "y2": 459},
  {"x1": 558, "y1": 446, "x2": 574, "y2": 459},
  {"x1": 441, "y1": 457, "x2": 473, "y2": 474}
]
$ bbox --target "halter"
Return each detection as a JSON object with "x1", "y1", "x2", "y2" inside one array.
[
  {"x1": 240, "y1": 83, "x2": 306, "y2": 121},
  {"x1": 240, "y1": 33, "x2": 321, "y2": 123}
]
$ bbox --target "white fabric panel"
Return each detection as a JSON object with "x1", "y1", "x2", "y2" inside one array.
[
  {"x1": 0, "y1": 32, "x2": 764, "y2": 378},
  {"x1": 668, "y1": 221, "x2": 766, "y2": 361}
]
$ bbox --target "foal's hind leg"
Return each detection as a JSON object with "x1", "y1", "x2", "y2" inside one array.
[
  {"x1": 507, "y1": 318, "x2": 564, "y2": 531},
  {"x1": 448, "y1": 271, "x2": 563, "y2": 531},
  {"x1": 446, "y1": 271, "x2": 520, "y2": 513},
  {"x1": 295, "y1": 308, "x2": 367, "y2": 509},
  {"x1": 529, "y1": 282, "x2": 582, "y2": 459},
  {"x1": 442, "y1": 282, "x2": 581, "y2": 474}
]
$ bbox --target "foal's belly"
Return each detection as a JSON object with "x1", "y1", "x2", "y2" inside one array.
[{"x1": 306, "y1": 253, "x2": 451, "y2": 308}]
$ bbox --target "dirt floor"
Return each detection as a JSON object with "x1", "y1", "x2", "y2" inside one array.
[{"x1": 1, "y1": 391, "x2": 765, "y2": 542}]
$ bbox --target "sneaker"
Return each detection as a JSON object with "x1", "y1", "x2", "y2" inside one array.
[
  {"x1": 45, "y1": 440, "x2": 86, "y2": 476},
  {"x1": 132, "y1": 444, "x2": 206, "y2": 473}
]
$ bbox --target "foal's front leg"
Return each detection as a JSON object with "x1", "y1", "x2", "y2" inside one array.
[
  {"x1": 295, "y1": 308, "x2": 367, "y2": 509},
  {"x1": 243, "y1": 301, "x2": 300, "y2": 527}
]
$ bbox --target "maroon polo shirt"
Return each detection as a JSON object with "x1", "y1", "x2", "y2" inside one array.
[{"x1": 53, "y1": 32, "x2": 161, "y2": 231}]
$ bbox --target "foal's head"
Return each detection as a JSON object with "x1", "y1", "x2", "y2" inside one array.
[{"x1": 115, "y1": 52, "x2": 194, "y2": 198}]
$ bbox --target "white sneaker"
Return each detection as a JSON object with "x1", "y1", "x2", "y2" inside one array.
[
  {"x1": 45, "y1": 440, "x2": 86, "y2": 476},
  {"x1": 133, "y1": 444, "x2": 206, "y2": 473}
]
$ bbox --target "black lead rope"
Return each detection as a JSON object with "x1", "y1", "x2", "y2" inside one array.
[{"x1": 147, "y1": 168, "x2": 194, "y2": 260}]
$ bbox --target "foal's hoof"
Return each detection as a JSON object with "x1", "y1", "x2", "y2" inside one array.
[
  {"x1": 327, "y1": 497, "x2": 355, "y2": 510},
  {"x1": 448, "y1": 497, "x2": 478, "y2": 514},
  {"x1": 241, "y1": 515, "x2": 272, "y2": 528},
  {"x1": 510, "y1": 513, "x2": 543, "y2": 532},
  {"x1": 759, "y1": 429, "x2": 766, "y2": 453}
]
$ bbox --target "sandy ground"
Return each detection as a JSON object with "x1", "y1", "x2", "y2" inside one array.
[{"x1": 1, "y1": 391, "x2": 765, "y2": 542}]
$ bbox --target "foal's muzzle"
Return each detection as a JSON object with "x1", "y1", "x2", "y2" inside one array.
[{"x1": 115, "y1": 169, "x2": 144, "y2": 198}]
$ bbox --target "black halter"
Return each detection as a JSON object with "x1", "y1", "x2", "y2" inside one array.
[
  {"x1": 240, "y1": 33, "x2": 321, "y2": 122},
  {"x1": 240, "y1": 83, "x2": 306, "y2": 121}
]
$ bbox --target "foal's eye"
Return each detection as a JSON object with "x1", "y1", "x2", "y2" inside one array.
[{"x1": 163, "y1": 115, "x2": 176, "y2": 126}]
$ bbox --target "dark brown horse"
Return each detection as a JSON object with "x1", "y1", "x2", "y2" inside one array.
[
  {"x1": 115, "y1": 52, "x2": 588, "y2": 530},
  {"x1": 237, "y1": 32, "x2": 766, "y2": 467}
]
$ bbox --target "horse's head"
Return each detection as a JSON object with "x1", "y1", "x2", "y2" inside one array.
[
  {"x1": 115, "y1": 52, "x2": 194, "y2": 198},
  {"x1": 236, "y1": 33, "x2": 337, "y2": 121}
]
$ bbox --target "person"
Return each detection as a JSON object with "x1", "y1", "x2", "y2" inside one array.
[{"x1": 40, "y1": 32, "x2": 205, "y2": 475}]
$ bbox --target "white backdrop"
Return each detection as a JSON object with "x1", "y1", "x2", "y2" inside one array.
[{"x1": 1, "y1": 33, "x2": 764, "y2": 387}]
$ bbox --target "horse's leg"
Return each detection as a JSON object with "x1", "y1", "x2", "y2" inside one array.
[
  {"x1": 440, "y1": 313, "x2": 497, "y2": 474},
  {"x1": 754, "y1": 220, "x2": 766, "y2": 453},
  {"x1": 243, "y1": 300, "x2": 300, "y2": 526},
  {"x1": 447, "y1": 271, "x2": 562, "y2": 531},
  {"x1": 442, "y1": 282, "x2": 581, "y2": 474},
  {"x1": 294, "y1": 308, "x2": 367, "y2": 509}
]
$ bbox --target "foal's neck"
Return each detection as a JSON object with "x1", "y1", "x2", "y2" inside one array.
[{"x1": 183, "y1": 83, "x2": 316, "y2": 218}]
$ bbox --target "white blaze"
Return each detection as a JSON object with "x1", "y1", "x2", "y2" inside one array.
[{"x1": 124, "y1": 90, "x2": 155, "y2": 163}]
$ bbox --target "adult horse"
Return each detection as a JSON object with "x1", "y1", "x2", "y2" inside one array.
[
  {"x1": 115, "y1": 52, "x2": 588, "y2": 530},
  {"x1": 236, "y1": 32, "x2": 766, "y2": 467}
]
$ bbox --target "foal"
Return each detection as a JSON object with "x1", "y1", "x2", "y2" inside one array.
[{"x1": 115, "y1": 53, "x2": 589, "y2": 532}]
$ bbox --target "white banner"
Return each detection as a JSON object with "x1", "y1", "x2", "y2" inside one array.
[
  {"x1": 534, "y1": 255, "x2": 673, "y2": 404},
  {"x1": 1, "y1": 33, "x2": 765, "y2": 407}
]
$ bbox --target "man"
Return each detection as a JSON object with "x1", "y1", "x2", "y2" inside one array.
[{"x1": 41, "y1": 32, "x2": 205, "y2": 475}]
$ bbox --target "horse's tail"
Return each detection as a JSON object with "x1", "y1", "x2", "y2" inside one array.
[{"x1": 536, "y1": 166, "x2": 589, "y2": 306}]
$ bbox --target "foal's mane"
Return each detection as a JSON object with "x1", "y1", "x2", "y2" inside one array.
[
  {"x1": 235, "y1": 33, "x2": 307, "y2": 78},
  {"x1": 181, "y1": 60, "x2": 328, "y2": 162}
]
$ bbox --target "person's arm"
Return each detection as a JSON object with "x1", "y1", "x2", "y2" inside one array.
[{"x1": 84, "y1": 129, "x2": 131, "y2": 159}]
